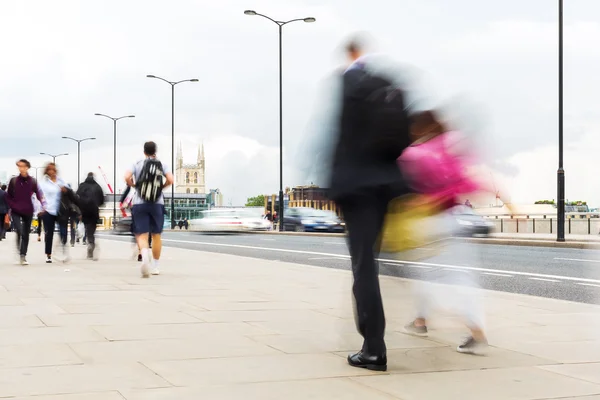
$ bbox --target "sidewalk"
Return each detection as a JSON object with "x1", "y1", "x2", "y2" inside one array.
[{"x1": 0, "y1": 235, "x2": 600, "y2": 399}]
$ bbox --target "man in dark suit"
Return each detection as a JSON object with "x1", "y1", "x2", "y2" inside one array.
[{"x1": 328, "y1": 39, "x2": 412, "y2": 371}]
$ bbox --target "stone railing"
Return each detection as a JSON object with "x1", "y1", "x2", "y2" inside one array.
[{"x1": 483, "y1": 213, "x2": 600, "y2": 235}]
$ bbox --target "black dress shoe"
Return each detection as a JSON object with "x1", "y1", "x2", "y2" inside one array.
[{"x1": 347, "y1": 351, "x2": 387, "y2": 371}]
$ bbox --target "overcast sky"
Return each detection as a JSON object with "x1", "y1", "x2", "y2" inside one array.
[{"x1": 1, "y1": 0, "x2": 599, "y2": 207}]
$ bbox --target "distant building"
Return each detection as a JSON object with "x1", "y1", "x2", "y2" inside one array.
[
  {"x1": 207, "y1": 188, "x2": 224, "y2": 208},
  {"x1": 265, "y1": 185, "x2": 339, "y2": 216},
  {"x1": 0, "y1": 171, "x2": 8, "y2": 185},
  {"x1": 175, "y1": 142, "x2": 206, "y2": 195}
]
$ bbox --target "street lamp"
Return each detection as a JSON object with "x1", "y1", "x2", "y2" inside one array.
[
  {"x1": 61, "y1": 136, "x2": 96, "y2": 188},
  {"x1": 31, "y1": 167, "x2": 43, "y2": 181},
  {"x1": 244, "y1": 10, "x2": 315, "y2": 231},
  {"x1": 94, "y1": 113, "x2": 135, "y2": 229},
  {"x1": 40, "y1": 152, "x2": 69, "y2": 164},
  {"x1": 557, "y1": 0, "x2": 565, "y2": 242},
  {"x1": 146, "y1": 75, "x2": 198, "y2": 228}
]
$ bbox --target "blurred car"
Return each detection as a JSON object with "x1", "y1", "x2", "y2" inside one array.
[
  {"x1": 282, "y1": 208, "x2": 345, "y2": 233},
  {"x1": 191, "y1": 209, "x2": 272, "y2": 233},
  {"x1": 451, "y1": 206, "x2": 494, "y2": 237},
  {"x1": 114, "y1": 216, "x2": 133, "y2": 235}
]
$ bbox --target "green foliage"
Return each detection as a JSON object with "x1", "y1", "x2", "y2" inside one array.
[
  {"x1": 534, "y1": 200, "x2": 555, "y2": 205},
  {"x1": 245, "y1": 195, "x2": 265, "y2": 207}
]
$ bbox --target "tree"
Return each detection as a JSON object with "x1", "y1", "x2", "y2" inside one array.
[
  {"x1": 245, "y1": 195, "x2": 265, "y2": 207},
  {"x1": 535, "y1": 200, "x2": 555, "y2": 205}
]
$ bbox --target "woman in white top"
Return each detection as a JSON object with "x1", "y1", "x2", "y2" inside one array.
[{"x1": 38, "y1": 163, "x2": 70, "y2": 263}]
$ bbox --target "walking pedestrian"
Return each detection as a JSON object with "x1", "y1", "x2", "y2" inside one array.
[
  {"x1": 0, "y1": 184, "x2": 8, "y2": 241},
  {"x1": 76, "y1": 172, "x2": 105, "y2": 260},
  {"x1": 39, "y1": 162, "x2": 75, "y2": 264},
  {"x1": 5, "y1": 159, "x2": 47, "y2": 265},
  {"x1": 327, "y1": 39, "x2": 412, "y2": 371},
  {"x1": 124, "y1": 141, "x2": 173, "y2": 278}
]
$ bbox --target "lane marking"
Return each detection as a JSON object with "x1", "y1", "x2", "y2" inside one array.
[
  {"x1": 483, "y1": 272, "x2": 513, "y2": 278},
  {"x1": 554, "y1": 257, "x2": 600, "y2": 264},
  {"x1": 97, "y1": 235, "x2": 600, "y2": 285},
  {"x1": 308, "y1": 257, "x2": 346, "y2": 260},
  {"x1": 529, "y1": 277, "x2": 560, "y2": 283},
  {"x1": 325, "y1": 242, "x2": 346, "y2": 245},
  {"x1": 577, "y1": 283, "x2": 600, "y2": 288},
  {"x1": 261, "y1": 238, "x2": 276, "y2": 241}
]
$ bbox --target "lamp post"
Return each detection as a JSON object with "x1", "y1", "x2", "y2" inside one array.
[
  {"x1": 94, "y1": 113, "x2": 135, "y2": 229},
  {"x1": 40, "y1": 152, "x2": 69, "y2": 164},
  {"x1": 146, "y1": 75, "x2": 198, "y2": 228},
  {"x1": 61, "y1": 136, "x2": 96, "y2": 188},
  {"x1": 557, "y1": 0, "x2": 565, "y2": 242},
  {"x1": 244, "y1": 10, "x2": 315, "y2": 231},
  {"x1": 31, "y1": 167, "x2": 43, "y2": 181}
]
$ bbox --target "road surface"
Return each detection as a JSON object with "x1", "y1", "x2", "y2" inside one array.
[{"x1": 99, "y1": 231, "x2": 600, "y2": 305}]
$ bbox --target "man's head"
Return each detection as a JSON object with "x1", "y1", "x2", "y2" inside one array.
[
  {"x1": 16, "y1": 159, "x2": 31, "y2": 177},
  {"x1": 344, "y1": 33, "x2": 372, "y2": 63},
  {"x1": 1, "y1": 184, "x2": 6, "y2": 191},
  {"x1": 87, "y1": 172, "x2": 95, "y2": 179},
  {"x1": 144, "y1": 141, "x2": 157, "y2": 157}
]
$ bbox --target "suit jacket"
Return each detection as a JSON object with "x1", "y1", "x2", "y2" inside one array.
[{"x1": 328, "y1": 62, "x2": 411, "y2": 201}]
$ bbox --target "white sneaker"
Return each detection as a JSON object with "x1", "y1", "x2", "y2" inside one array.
[
  {"x1": 20, "y1": 256, "x2": 29, "y2": 266},
  {"x1": 151, "y1": 267, "x2": 160, "y2": 276},
  {"x1": 141, "y1": 261, "x2": 150, "y2": 278}
]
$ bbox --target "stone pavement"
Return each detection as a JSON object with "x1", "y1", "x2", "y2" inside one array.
[{"x1": 0, "y1": 234, "x2": 600, "y2": 399}]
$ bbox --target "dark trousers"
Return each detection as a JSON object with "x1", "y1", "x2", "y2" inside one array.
[
  {"x1": 338, "y1": 186, "x2": 395, "y2": 355},
  {"x1": 70, "y1": 217, "x2": 78, "y2": 244},
  {"x1": 37, "y1": 219, "x2": 43, "y2": 236},
  {"x1": 11, "y1": 213, "x2": 33, "y2": 256},
  {"x1": 42, "y1": 214, "x2": 68, "y2": 255},
  {"x1": 0, "y1": 213, "x2": 6, "y2": 239},
  {"x1": 84, "y1": 222, "x2": 97, "y2": 246}
]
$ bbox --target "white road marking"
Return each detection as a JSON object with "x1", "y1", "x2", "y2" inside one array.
[
  {"x1": 529, "y1": 277, "x2": 560, "y2": 283},
  {"x1": 308, "y1": 257, "x2": 346, "y2": 260},
  {"x1": 577, "y1": 283, "x2": 600, "y2": 288},
  {"x1": 483, "y1": 272, "x2": 513, "y2": 278},
  {"x1": 554, "y1": 257, "x2": 600, "y2": 264},
  {"x1": 97, "y1": 235, "x2": 600, "y2": 285},
  {"x1": 325, "y1": 242, "x2": 346, "y2": 245},
  {"x1": 261, "y1": 238, "x2": 276, "y2": 241}
]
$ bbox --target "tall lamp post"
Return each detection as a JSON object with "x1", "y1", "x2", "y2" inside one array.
[
  {"x1": 31, "y1": 167, "x2": 43, "y2": 181},
  {"x1": 61, "y1": 136, "x2": 96, "y2": 188},
  {"x1": 40, "y1": 152, "x2": 69, "y2": 164},
  {"x1": 94, "y1": 113, "x2": 135, "y2": 229},
  {"x1": 244, "y1": 10, "x2": 315, "y2": 231},
  {"x1": 557, "y1": 0, "x2": 565, "y2": 242},
  {"x1": 146, "y1": 75, "x2": 198, "y2": 228}
]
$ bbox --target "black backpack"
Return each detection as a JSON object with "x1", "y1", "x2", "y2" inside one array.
[
  {"x1": 77, "y1": 184, "x2": 97, "y2": 213},
  {"x1": 136, "y1": 158, "x2": 165, "y2": 203},
  {"x1": 364, "y1": 81, "x2": 411, "y2": 159}
]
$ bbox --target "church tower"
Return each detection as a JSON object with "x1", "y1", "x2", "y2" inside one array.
[{"x1": 174, "y1": 142, "x2": 206, "y2": 195}]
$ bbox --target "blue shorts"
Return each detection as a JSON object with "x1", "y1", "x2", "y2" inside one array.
[{"x1": 131, "y1": 203, "x2": 164, "y2": 235}]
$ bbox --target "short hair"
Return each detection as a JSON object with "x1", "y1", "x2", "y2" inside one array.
[
  {"x1": 16, "y1": 159, "x2": 31, "y2": 168},
  {"x1": 144, "y1": 141, "x2": 157, "y2": 156},
  {"x1": 87, "y1": 172, "x2": 94, "y2": 178},
  {"x1": 1, "y1": 185, "x2": 6, "y2": 191}
]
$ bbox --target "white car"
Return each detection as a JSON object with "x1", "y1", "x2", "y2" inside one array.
[{"x1": 190, "y1": 209, "x2": 272, "y2": 233}]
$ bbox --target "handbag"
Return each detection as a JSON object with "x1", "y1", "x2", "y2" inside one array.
[{"x1": 380, "y1": 194, "x2": 445, "y2": 258}]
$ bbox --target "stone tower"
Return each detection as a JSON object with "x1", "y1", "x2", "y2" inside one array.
[{"x1": 175, "y1": 142, "x2": 206, "y2": 194}]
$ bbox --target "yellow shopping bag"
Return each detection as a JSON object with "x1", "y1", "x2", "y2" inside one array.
[{"x1": 380, "y1": 194, "x2": 444, "y2": 257}]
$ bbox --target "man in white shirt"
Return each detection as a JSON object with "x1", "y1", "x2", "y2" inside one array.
[{"x1": 124, "y1": 141, "x2": 173, "y2": 278}]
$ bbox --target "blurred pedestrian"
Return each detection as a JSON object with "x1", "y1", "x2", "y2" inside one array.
[
  {"x1": 125, "y1": 141, "x2": 173, "y2": 277},
  {"x1": 328, "y1": 38, "x2": 412, "y2": 371},
  {"x1": 76, "y1": 172, "x2": 105, "y2": 260},
  {"x1": 39, "y1": 162, "x2": 76, "y2": 264},
  {"x1": 5, "y1": 159, "x2": 46, "y2": 265},
  {"x1": 0, "y1": 184, "x2": 8, "y2": 241}
]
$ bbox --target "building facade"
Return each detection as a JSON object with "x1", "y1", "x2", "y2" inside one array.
[{"x1": 175, "y1": 143, "x2": 206, "y2": 195}]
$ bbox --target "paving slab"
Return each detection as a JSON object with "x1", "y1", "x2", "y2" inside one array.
[{"x1": 0, "y1": 233, "x2": 599, "y2": 399}]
